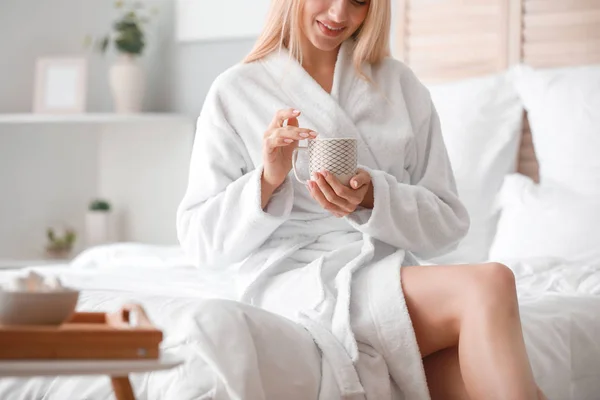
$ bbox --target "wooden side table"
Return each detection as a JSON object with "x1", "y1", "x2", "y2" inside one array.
[{"x1": 0, "y1": 354, "x2": 183, "y2": 400}]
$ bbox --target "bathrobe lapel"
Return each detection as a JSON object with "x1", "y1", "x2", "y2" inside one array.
[
  {"x1": 260, "y1": 41, "x2": 385, "y2": 170},
  {"x1": 330, "y1": 43, "x2": 415, "y2": 176}
]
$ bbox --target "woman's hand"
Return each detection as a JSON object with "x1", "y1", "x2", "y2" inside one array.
[
  {"x1": 308, "y1": 169, "x2": 374, "y2": 217},
  {"x1": 262, "y1": 108, "x2": 317, "y2": 188}
]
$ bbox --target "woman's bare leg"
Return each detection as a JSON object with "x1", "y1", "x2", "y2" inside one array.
[
  {"x1": 424, "y1": 346, "x2": 469, "y2": 400},
  {"x1": 401, "y1": 262, "x2": 542, "y2": 400},
  {"x1": 424, "y1": 347, "x2": 548, "y2": 400}
]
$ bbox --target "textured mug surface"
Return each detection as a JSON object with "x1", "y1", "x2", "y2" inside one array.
[{"x1": 293, "y1": 138, "x2": 358, "y2": 186}]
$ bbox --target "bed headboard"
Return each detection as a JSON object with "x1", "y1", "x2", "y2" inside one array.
[
  {"x1": 395, "y1": 0, "x2": 511, "y2": 83},
  {"x1": 518, "y1": 0, "x2": 600, "y2": 68},
  {"x1": 395, "y1": 0, "x2": 600, "y2": 184}
]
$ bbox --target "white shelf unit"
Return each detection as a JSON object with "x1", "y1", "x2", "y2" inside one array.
[
  {"x1": 0, "y1": 113, "x2": 196, "y2": 260},
  {"x1": 0, "y1": 113, "x2": 191, "y2": 125}
]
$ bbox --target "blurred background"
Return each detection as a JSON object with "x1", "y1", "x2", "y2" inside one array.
[
  {"x1": 0, "y1": 0, "x2": 271, "y2": 262},
  {"x1": 1, "y1": 0, "x2": 263, "y2": 116}
]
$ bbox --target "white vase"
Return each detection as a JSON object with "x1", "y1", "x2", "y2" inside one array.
[
  {"x1": 85, "y1": 211, "x2": 112, "y2": 248},
  {"x1": 109, "y1": 54, "x2": 145, "y2": 113}
]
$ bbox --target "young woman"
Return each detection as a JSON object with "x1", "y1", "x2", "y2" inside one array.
[{"x1": 177, "y1": 0, "x2": 547, "y2": 398}]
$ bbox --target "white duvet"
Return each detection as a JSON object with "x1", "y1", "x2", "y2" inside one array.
[{"x1": 0, "y1": 244, "x2": 599, "y2": 400}]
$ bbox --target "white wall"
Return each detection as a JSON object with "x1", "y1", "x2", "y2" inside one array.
[
  {"x1": 168, "y1": 39, "x2": 255, "y2": 116},
  {"x1": 98, "y1": 120, "x2": 194, "y2": 246},
  {"x1": 0, "y1": 125, "x2": 100, "y2": 258},
  {"x1": 176, "y1": 0, "x2": 270, "y2": 42}
]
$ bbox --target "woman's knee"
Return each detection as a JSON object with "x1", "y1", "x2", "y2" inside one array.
[{"x1": 469, "y1": 262, "x2": 518, "y2": 311}]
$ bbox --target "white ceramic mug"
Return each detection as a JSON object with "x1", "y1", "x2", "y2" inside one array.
[{"x1": 292, "y1": 138, "x2": 358, "y2": 186}]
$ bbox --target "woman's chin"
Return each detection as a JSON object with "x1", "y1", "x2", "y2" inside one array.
[{"x1": 309, "y1": 35, "x2": 346, "y2": 53}]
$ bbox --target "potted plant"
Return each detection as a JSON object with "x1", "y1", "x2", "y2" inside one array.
[
  {"x1": 45, "y1": 227, "x2": 77, "y2": 259},
  {"x1": 85, "y1": 1, "x2": 159, "y2": 113},
  {"x1": 85, "y1": 198, "x2": 113, "y2": 247}
]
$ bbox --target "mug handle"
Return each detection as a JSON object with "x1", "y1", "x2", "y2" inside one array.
[{"x1": 292, "y1": 147, "x2": 308, "y2": 185}]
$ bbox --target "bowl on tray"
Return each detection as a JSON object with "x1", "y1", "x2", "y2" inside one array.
[{"x1": 0, "y1": 272, "x2": 79, "y2": 326}]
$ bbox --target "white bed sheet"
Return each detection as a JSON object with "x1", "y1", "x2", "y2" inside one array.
[
  {"x1": 509, "y1": 257, "x2": 600, "y2": 400},
  {"x1": 0, "y1": 247, "x2": 598, "y2": 400}
]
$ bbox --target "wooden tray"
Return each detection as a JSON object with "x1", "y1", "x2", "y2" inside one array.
[{"x1": 0, "y1": 304, "x2": 162, "y2": 360}]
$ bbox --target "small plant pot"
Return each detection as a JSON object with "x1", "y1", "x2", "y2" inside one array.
[
  {"x1": 85, "y1": 211, "x2": 112, "y2": 247},
  {"x1": 45, "y1": 247, "x2": 72, "y2": 260}
]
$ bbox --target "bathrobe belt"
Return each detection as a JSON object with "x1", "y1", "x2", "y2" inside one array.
[{"x1": 299, "y1": 313, "x2": 365, "y2": 398}]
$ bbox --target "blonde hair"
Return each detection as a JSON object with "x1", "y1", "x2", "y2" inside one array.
[{"x1": 244, "y1": 0, "x2": 391, "y2": 80}]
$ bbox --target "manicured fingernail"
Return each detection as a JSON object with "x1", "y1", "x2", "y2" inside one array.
[
  {"x1": 309, "y1": 131, "x2": 318, "y2": 137},
  {"x1": 312, "y1": 172, "x2": 318, "y2": 180},
  {"x1": 292, "y1": 109, "x2": 300, "y2": 114},
  {"x1": 299, "y1": 132, "x2": 309, "y2": 138},
  {"x1": 322, "y1": 170, "x2": 328, "y2": 177},
  {"x1": 284, "y1": 139, "x2": 293, "y2": 143},
  {"x1": 352, "y1": 180, "x2": 358, "y2": 188}
]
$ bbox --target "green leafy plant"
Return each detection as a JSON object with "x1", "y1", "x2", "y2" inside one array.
[
  {"x1": 89, "y1": 199, "x2": 111, "y2": 212},
  {"x1": 84, "y1": 1, "x2": 159, "y2": 56},
  {"x1": 46, "y1": 227, "x2": 77, "y2": 256}
]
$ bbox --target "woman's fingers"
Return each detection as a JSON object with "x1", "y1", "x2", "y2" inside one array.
[
  {"x1": 278, "y1": 126, "x2": 317, "y2": 140},
  {"x1": 270, "y1": 108, "x2": 300, "y2": 129},
  {"x1": 321, "y1": 171, "x2": 363, "y2": 205},
  {"x1": 265, "y1": 108, "x2": 318, "y2": 155},
  {"x1": 265, "y1": 127, "x2": 317, "y2": 152},
  {"x1": 308, "y1": 181, "x2": 348, "y2": 217},
  {"x1": 265, "y1": 136, "x2": 296, "y2": 152},
  {"x1": 308, "y1": 171, "x2": 372, "y2": 217},
  {"x1": 312, "y1": 173, "x2": 354, "y2": 213},
  {"x1": 264, "y1": 127, "x2": 314, "y2": 141},
  {"x1": 349, "y1": 169, "x2": 371, "y2": 189}
]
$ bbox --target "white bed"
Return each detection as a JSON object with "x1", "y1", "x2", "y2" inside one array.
[
  {"x1": 0, "y1": 244, "x2": 599, "y2": 400},
  {"x1": 0, "y1": 244, "x2": 320, "y2": 400}
]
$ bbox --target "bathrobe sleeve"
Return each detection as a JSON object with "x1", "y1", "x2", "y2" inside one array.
[
  {"x1": 345, "y1": 97, "x2": 470, "y2": 260},
  {"x1": 176, "y1": 79, "x2": 294, "y2": 269}
]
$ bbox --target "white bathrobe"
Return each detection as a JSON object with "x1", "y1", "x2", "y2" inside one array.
[{"x1": 177, "y1": 40, "x2": 470, "y2": 400}]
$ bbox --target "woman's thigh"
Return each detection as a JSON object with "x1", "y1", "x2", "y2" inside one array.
[{"x1": 401, "y1": 262, "x2": 515, "y2": 357}]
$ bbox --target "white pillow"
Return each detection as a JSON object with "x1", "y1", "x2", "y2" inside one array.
[
  {"x1": 423, "y1": 72, "x2": 524, "y2": 264},
  {"x1": 489, "y1": 174, "x2": 600, "y2": 261},
  {"x1": 514, "y1": 64, "x2": 600, "y2": 194}
]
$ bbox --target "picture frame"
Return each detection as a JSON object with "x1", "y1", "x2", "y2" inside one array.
[{"x1": 33, "y1": 57, "x2": 87, "y2": 114}]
